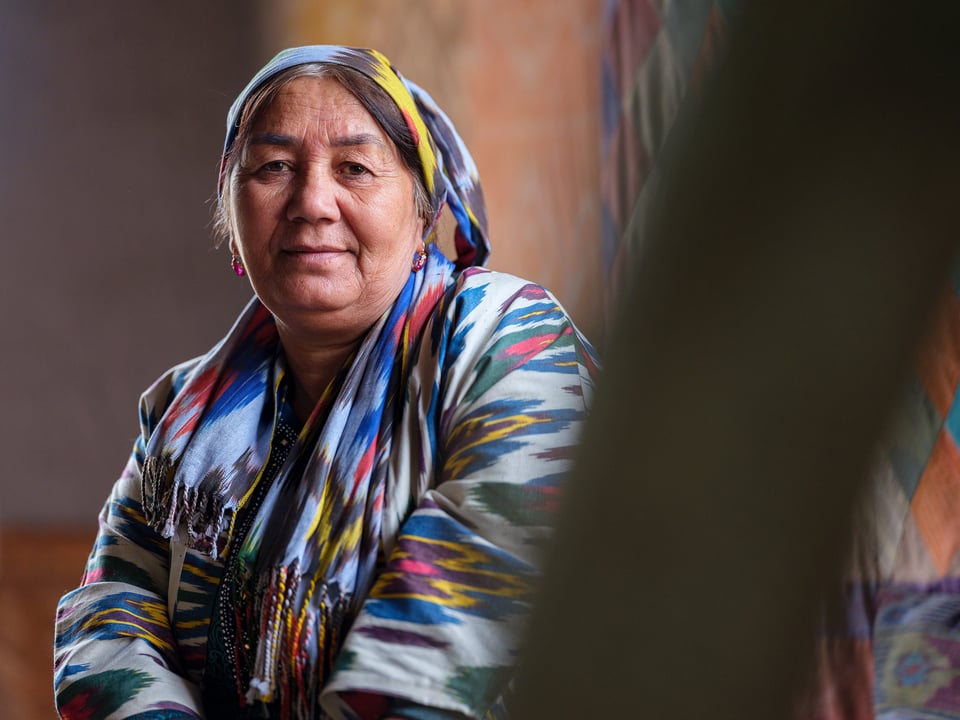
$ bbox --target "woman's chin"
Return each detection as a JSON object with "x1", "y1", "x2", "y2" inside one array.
[
  {"x1": 257, "y1": 275, "x2": 359, "y2": 312},
  {"x1": 267, "y1": 292, "x2": 385, "y2": 338}
]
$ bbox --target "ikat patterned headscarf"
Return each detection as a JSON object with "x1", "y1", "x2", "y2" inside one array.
[{"x1": 220, "y1": 45, "x2": 489, "y2": 269}]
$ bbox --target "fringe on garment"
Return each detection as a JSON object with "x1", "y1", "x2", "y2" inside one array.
[
  {"x1": 141, "y1": 454, "x2": 234, "y2": 559},
  {"x1": 143, "y1": 454, "x2": 352, "y2": 717},
  {"x1": 246, "y1": 566, "x2": 352, "y2": 720}
]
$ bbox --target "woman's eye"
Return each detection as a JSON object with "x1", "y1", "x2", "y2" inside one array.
[
  {"x1": 259, "y1": 160, "x2": 289, "y2": 173},
  {"x1": 342, "y1": 163, "x2": 369, "y2": 176}
]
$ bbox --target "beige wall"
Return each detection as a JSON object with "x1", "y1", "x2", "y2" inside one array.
[
  {"x1": 256, "y1": 0, "x2": 605, "y2": 338},
  {"x1": 1, "y1": 4, "x2": 259, "y2": 526},
  {"x1": 2, "y1": 5, "x2": 259, "y2": 717}
]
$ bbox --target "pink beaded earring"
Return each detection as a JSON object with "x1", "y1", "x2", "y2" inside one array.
[
  {"x1": 412, "y1": 244, "x2": 427, "y2": 272},
  {"x1": 230, "y1": 253, "x2": 245, "y2": 277}
]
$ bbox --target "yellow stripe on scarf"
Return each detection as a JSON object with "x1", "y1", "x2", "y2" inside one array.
[{"x1": 367, "y1": 49, "x2": 438, "y2": 197}]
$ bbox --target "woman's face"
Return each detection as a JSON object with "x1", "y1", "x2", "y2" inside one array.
[{"x1": 231, "y1": 75, "x2": 424, "y2": 341}]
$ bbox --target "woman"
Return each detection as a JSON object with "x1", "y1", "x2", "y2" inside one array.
[{"x1": 54, "y1": 45, "x2": 597, "y2": 720}]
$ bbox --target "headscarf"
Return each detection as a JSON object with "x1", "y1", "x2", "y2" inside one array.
[
  {"x1": 220, "y1": 45, "x2": 489, "y2": 269},
  {"x1": 140, "y1": 46, "x2": 489, "y2": 715}
]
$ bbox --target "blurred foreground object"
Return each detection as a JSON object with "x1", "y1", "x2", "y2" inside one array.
[{"x1": 516, "y1": 1, "x2": 960, "y2": 718}]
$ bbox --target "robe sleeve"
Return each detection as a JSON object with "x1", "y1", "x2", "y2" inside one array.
[
  {"x1": 322, "y1": 270, "x2": 599, "y2": 719},
  {"x1": 54, "y1": 362, "x2": 206, "y2": 720}
]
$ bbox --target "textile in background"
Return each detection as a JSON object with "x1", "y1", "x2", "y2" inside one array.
[
  {"x1": 599, "y1": 0, "x2": 737, "y2": 329},
  {"x1": 811, "y1": 272, "x2": 960, "y2": 719}
]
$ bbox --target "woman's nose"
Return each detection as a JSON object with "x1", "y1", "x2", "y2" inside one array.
[{"x1": 286, "y1": 166, "x2": 340, "y2": 223}]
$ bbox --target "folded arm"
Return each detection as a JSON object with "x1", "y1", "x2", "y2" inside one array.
[{"x1": 55, "y1": 368, "x2": 206, "y2": 720}]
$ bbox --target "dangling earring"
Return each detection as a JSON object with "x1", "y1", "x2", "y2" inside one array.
[
  {"x1": 230, "y1": 253, "x2": 245, "y2": 277},
  {"x1": 412, "y1": 243, "x2": 427, "y2": 272}
]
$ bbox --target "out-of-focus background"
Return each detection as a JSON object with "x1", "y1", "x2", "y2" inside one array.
[
  {"x1": 8, "y1": 2, "x2": 958, "y2": 719},
  {"x1": 0, "y1": 1, "x2": 604, "y2": 717}
]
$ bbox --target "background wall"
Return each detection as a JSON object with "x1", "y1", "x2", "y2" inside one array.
[
  {"x1": 0, "y1": 1, "x2": 262, "y2": 527},
  {"x1": 1, "y1": 4, "x2": 261, "y2": 717}
]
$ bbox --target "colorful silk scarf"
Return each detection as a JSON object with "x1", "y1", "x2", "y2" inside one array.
[{"x1": 141, "y1": 46, "x2": 487, "y2": 715}]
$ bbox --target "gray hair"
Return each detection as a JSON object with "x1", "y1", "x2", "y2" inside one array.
[{"x1": 214, "y1": 62, "x2": 434, "y2": 247}]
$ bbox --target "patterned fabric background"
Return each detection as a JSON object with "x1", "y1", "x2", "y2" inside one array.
[{"x1": 600, "y1": 0, "x2": 734, "y2": 324}]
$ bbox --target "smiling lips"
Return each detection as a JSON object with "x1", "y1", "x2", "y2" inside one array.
[
  {"x1": 282, "y1": 243, "x2": 350, "y2": 257},
  {"x1": 279, "y1": 246, "x2": 352, "y2": 270},
  {"x1": 283, "y1": 242, "x2": 347, "y2": 252}
]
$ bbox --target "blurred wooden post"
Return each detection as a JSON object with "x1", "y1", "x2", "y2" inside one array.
[{"x1": 514, "y1": 2, "x2": 960, "y2": 718}]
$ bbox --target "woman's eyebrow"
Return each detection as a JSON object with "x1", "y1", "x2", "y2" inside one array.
[
  {"x1": 248, "y1": 132, "x2": 385, "y2": 150},
  {"x1": 249, "y1": 132, "x2": 296, "y2": 147},
  {"x1": 330, "y1": 133, "x2": 386, "y2": 149}
]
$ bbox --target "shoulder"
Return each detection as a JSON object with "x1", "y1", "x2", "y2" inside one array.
[
  {"x1": 446, "y1": 267, "x2": 573, "y2": 331},
  {"x1": 453, "y1": 266, "x2": 553, "y2": 300},
  {"x1": 432, "y1": 267, "x2": 599, "y2": 391},
  {"x1": 447, "y1": 268, "x2": 597, "y2": 360}
]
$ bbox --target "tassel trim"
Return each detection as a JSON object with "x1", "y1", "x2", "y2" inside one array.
[
  {"x1": 142, "y1": 454, "x2": 234, "y2": 558},
  {"x1": 244, "y1": 565, "x2": 352, "y2": 719}
]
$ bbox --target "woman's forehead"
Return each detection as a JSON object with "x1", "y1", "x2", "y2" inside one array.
[{"x1": 253, "y1": 76, "x2": 384, "y2": 136}]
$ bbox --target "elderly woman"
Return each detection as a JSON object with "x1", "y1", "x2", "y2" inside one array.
[{"x1": 54, "y1": 46, "x2": 597, "y2": 720}]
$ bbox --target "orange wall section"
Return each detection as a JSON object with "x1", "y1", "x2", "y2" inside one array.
[{"x1": 256, "y1": 0, "x2": 605, "y2": 341}]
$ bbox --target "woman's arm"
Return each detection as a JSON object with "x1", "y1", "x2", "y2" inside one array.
[
  {"x1": 54, "y1": 366, "x2": 206, "y2": 720},
  {"x1": 323, "y1": 270, "x2": 598, "y2": 719}
]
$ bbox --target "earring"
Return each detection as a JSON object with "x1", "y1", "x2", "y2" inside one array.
[
  {"x1": 412, "y1": 243, "x2": 427, "y2": 272},
  {"x1": 230, "y1": 253, "x2": 245, "y2": 277}
]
